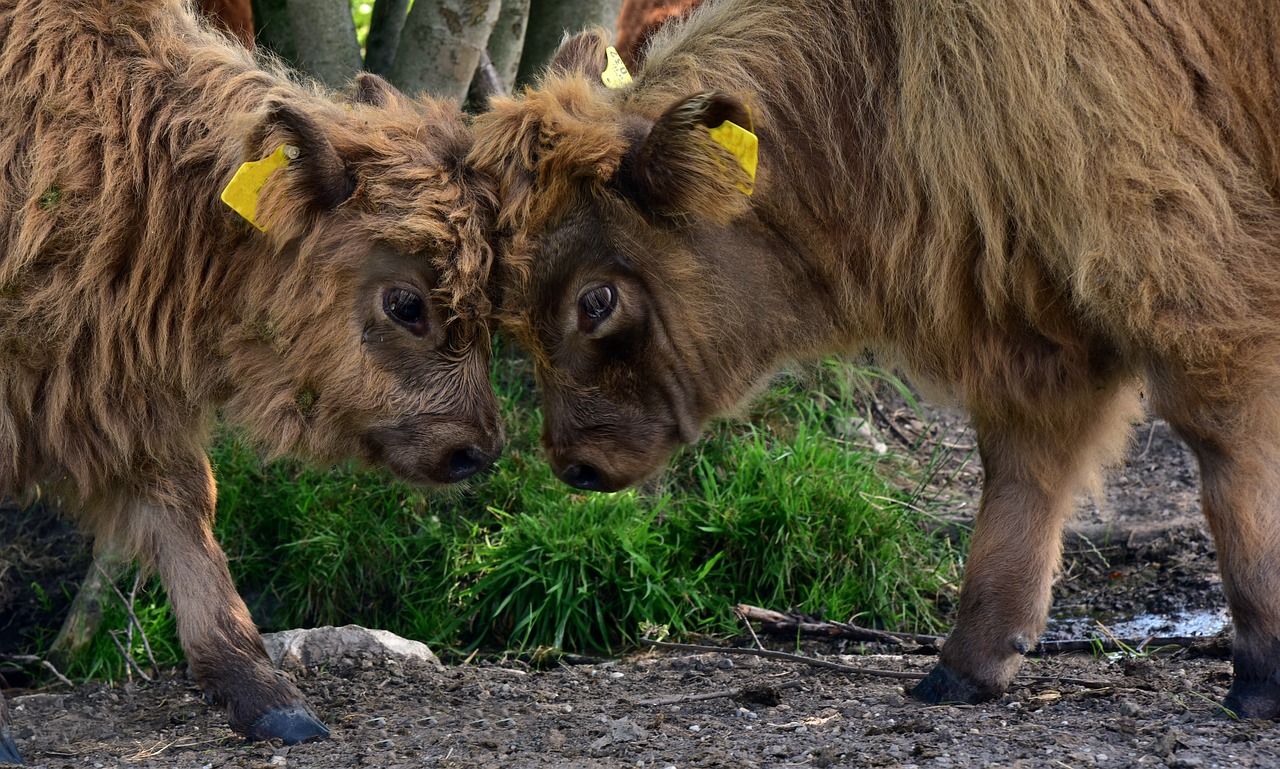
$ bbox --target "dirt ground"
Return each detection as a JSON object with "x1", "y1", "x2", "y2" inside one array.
[{"x1": 5, "y1": 405, "x2": 1280, "y2": 768}]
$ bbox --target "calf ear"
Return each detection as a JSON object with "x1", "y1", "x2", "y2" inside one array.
[
  {"x1": 241, "y1": 102, "x2": 356, "y2": 222},
  {"x1": 349, "y1": 72, "x2": 406, "y2": 109},
  {"x1": 621, "y1": 92, "x2": 756, "y2": 224},
  {"x1": 547, "y1": 29, "x2": 611, "y2": 82}
]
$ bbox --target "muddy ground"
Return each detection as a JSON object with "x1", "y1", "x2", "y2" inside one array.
[{"x1": 4, "y1": 406, "x2": 1280, "y2": 768}]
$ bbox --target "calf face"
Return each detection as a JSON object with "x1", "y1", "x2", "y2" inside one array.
[
  {"x1": 224, "y1": 93, "x2": 503, "y2": 485},
  {"x1": 474, "y1": 46, "x2": 769, "y2": 492}
]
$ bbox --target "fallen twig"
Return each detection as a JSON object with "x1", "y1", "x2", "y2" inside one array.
[
  {"x1": 639, "y1": 637, "x2": 1111, "y2": 690},
  {"x1": 107, "y1": 628, "x2": 153, "y2": 683},
  {"x1": 1037, "y1": 635, "x2": 1217, "y2": 654},
  {"x1": 639, "y1": 636, "x2": 926, "y2": 682},
  {"x1": 736, "y1": 604, "x2": 935, "y2": 646},
  {"x1": 736, "y1": 603, "x2": 1219, "y2": 656},
  {"x1": 733, "y1": 604, "x2": 769, "y2": 650},
  {"x1": 638, "y1": 680, "x2": 806, "y2": 707},
  {"x1": 0, "y1": 654, "x2": 75, "y2": 688},
  {"x1": 99, "y1": 563, "x2": 160, "y2": 678}
]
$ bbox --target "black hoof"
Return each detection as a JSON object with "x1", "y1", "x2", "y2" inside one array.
[
  {"x1": 910, "y1": 663, "x2": 1000, "y2": 705},
  {"x1": 247, "y1": 705, "x2": 330, "y2": 745},
  {"x1": 1223, "y1": 678, "x2": 1280, "y2": 720},
  {"x1": 0, "y1": 723, "x2": 22, "y2": 765}
]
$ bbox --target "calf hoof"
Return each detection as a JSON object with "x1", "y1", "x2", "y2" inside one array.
[
  {"x1": 0, "y1": 725, "x2": 21, "y2": 765},
  {"x1": 910, "y1": 663, "x2": 1001, "y2": 705},
  {"x1": 1223, "y1": 679, "x2": 1280, "y2": 720},
  {"x1": 248, "y1": 705, "x2": 330, "y2": 744}
]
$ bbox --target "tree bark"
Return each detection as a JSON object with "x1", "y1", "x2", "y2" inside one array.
[
  {"x1": 250, "y1": 0, "x2": 297, "y2": 66},
  {"x1": 47, "y1": 556, "x2": 126, "y2": 670},
  {"x1": 390, "y1": 0, "x2": 503, "y2": 103},
  {"x1": 485, "y1": 0, "x2": 531, "y2": 92},
  {"x1": 364, "y1": 0, "x2": 412, "y2": 79},
  {"x1": 285, "y1": 0, "x2": 363, "y2": 87},
  {"x1": 515, "y1": 0, "x2": 623, "y2": 87}
]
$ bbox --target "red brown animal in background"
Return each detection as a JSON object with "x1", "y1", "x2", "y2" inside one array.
[
  {"x1": 614, "y1": 0, "x2": 701, "y2": 69},
  {"x1": 197, "y1": 0, "x2": 253, "y2": 47},
  {"x1": 471, "y1": 0, "x2": 1280, "y2": 721},
  {"x1": 0, "y1": 0, "x2": 500, "y2": 761}
]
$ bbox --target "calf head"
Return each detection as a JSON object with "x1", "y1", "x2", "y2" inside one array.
[
  {"x1": 225, "y1": 75, "x2": 502, "y2": 485},
  {"x1": 471, "y1": 33, "x2": 784, "y2": 492}
]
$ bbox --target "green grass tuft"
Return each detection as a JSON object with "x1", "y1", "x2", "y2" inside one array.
[{"x1": 64, "y1": 350, "x2": 963, "y2": 676}]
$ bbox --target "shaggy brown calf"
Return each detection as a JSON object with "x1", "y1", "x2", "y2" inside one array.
[
  {"x1": 614, "y1": 0, "x2": 700, "y2": 69},
  {"x1": 0, "y1": 0, "x2": 500, "y2": 760},
  {"x1": 471, "y1": 0, "x2": 1280, "y2": 721}
]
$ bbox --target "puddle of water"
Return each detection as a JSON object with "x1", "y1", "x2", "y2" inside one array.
[{"x1": 1047, "y1": 607, "x2": 1230, "y2": 640}]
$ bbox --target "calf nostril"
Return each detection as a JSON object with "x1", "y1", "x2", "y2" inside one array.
[
  {"x1": 447, "y1": 446, "x2": 496, "y2": 482},
  {"x1": 560, "y1": 463, "x2": 606, "y2": 492}
]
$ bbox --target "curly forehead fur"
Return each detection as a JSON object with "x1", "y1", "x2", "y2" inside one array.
[{"x1": 256, "y1": 95, "x2": 496, "y2": 325}]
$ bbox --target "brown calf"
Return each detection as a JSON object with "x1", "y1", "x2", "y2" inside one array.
[
  {"x1": 471, "y1": 0, "x2": 1280, "y2": 720},
  {"x1": 0, "y1": 0, "x2": 500, "y2": 760},
  {"x1": 614, "y1": 0, "x2": 700, "y2": 70}
]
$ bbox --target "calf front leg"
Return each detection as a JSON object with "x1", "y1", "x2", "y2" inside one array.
[
  {"x1": 105, "y1": 456, "x2": 328, "y2": 743},
  {"x1": 913, "y1": 382, "x2": 1139, "y2": 704}
]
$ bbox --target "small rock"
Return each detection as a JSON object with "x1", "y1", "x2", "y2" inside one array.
[
  {"x1": 261, "y1": 625, "x2": 444, "y2": 671},
  {"x1": 763, "y1": 745, "x2": 788, "y2": 758},
  {"x1": 1153, "y1": 730, "x2": 1183, "y2": 758},
  {"x1": 1119, "y1": 701, "x2": 1141, "y2": 717},
  {"x1": 1167, "y1": 757, "x2": 1204, "y2": 769},
  {"x1": 607, "y1": 717, "x2": 649, "y2": 743}
]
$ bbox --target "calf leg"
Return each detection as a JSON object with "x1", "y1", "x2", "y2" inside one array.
[
  {"x1": 105, "y1": 456, "x2": 328, "y2": 743},
  {"x1": 912, "y1": 381, "x2": 1139, "y2": 704},
  {"x1": 1150, "y1": 365, "x2": 1280, "y2": 719}
]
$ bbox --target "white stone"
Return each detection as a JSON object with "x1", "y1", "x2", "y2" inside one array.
[{"x1": 260, "y1": 625, "x2": 444, "y2": 671}]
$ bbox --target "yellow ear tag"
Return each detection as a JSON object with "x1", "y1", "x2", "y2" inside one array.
[
  {"x1": 220, "y1": 144, "x2": 297, "y2": 231},
  {"x1": 707, "y1": 108, "x2": 758, "y2": 195},
  {"x1": 601, "y1": 46, "x2": 633, "y2": 89}
]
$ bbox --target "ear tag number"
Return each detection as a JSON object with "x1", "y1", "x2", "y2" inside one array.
[
  {"x1": 708, "y1": 107, "x2": 758, "y2": 195},
  {"x1": 601, "y1": 46, "x2": 633, "y2": 89},
  {"x1": 220, "y1": 144, "x2": 297, "y2": 231}
]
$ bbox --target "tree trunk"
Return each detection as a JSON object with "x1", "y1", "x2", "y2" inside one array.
[
  {"x1": 515, "y1": 0, "x2": 623, "y2": 87},
  {"x1": 285, "y1": 0, "x2": 363, "y2": 87},
  {"x1": 485, "y1": 0, "x2": 531, "y2": 92},
  {"x1": 364, "y1": 0, "x2": 412, "y2": 79},
  {"x1": 47, "y1": 556, "x2": 126, "y2": 670},
  {"x1": 390, "y1": 0, "x2": 503, "y2": 104},
  {"x1": 250, "y1": 0, "x2": 297, "y2": 66}
]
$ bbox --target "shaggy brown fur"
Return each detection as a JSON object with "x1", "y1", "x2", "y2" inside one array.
[
  {"x1": 196, "y1": 0, "x2": 253, "y2": 47},
  {"x1": 614, "y1": 0, "x2": 701, "y2": 69},
  {"x1": 471, "y1": 0, "x2": 1280, "y2": 720},
  {"x1": 0, "y1": 0, "x2": 500, "y2": 758}
]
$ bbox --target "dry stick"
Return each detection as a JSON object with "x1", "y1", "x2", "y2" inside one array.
[
  {"x1": 98, "y1": 563, "x2": 160, "y2": 679},
  {"x1": 639, "y1": 637, "x2": 1111, "y2": 691},
  {"x1": 640, "y1": 637, "x2": 925, "y2": 682},
  {"x1": 1, "y1": 654, "x2": 75, "y2": 689},
  {"x1": 735, "y1": 604, "x2": 930, "y2": 646},
  {"x1": 736, "y1": 604, "x2": 1214, "y2": 655},
  {"x1": 733, "y1": 604, "x2": 769, "y2": 651},
  {"x1": 107, "y1": 629, "x2": 154, "y2": 683},
  {"x1": 127, "y1": 570, "x2": 161, "y2": 677},
  {"x1": 869, "y1": 400, "x2": 919, "y2": 449},
  {"x1": 638, "y1": 680, "x2": 806, "y2": 707}
]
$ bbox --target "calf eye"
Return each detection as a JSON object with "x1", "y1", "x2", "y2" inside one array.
[
  {"x1": 577, "y1": 284, "x2": 618, "y2": 334},
  {"x1": 383, "y1": 287, "x2": 428, "y2": 336}
]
